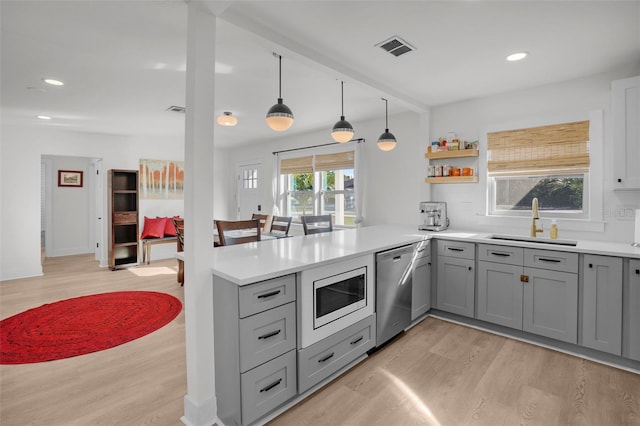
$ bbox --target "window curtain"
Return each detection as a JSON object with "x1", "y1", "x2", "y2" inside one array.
[
  {"x1": 354, "y1": 142, "x2": 364, "y2": 227},
  {"x1": 487, "y1": 120, "x2": 590, "y2": 176},
  {"x1": 271, "y1": 154, "x2": 281, "y2": 216}
]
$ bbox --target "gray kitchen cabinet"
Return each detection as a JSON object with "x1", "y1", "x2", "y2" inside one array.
[
  {"x1": 213, "y1": 273, "x2": 297, "y2": 426},
  {"x1": 582, "y1": 255, "x2": 623, "y2": 355},
  {"x1": 628, "y1": 259, "x2": 640, "y2": 361},
  {"x1": 436, "y1": 240, "x2": 475, "y2": 318},
  {"x1": 477, "y1": 244, "x2": 524, "y2": 329},
  {"x1": 612, "y1": 75, "x2": 640, "y2": 190},
  {"x1": 476, "y1": 244, "x2": 579, "y2": 344},
  {"x1": 411, "y1": 242, "x2": 431, "y2": 321}
]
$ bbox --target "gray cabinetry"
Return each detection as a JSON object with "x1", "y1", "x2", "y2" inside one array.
[
  {"x1": 582, "y1": 255, "x2": 623, "y2": 355},
  {"x1": 436, "y1": 240, "x2": 475, "y2": 317},
  {"x1": 477, "y1": 244, "x2": 524, "y2": 329},
  {"x1": 628, "y1": 259, "x2": 640, "y2": 361},
  {"x1": 476, "y1": 244, "x2": 578, "y2": 344},
  {"x1": 298, "y1": 315, "x2": 375, "y2": 393},
  {"x1": 612, "y1": 75, "x2": 640, "y2": 190},
  {"x1": 214, "y1": 273, "x2": 297, "y2": 426},
  {"x1": 411, "y1": 242, "x2": 431, "y2": 321}
]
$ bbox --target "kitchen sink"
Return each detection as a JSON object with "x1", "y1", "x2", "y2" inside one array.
[{"x1": 487, "y1": 234, "x2": 578, "y2": 246}]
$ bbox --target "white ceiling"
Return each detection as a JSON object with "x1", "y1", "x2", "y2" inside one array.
[{"x1": 2, "y1": 1, "x2": 639, "y2": 148}]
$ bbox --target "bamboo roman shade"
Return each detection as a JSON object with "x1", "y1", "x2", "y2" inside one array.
[
  {"x1": 280, "y1": 155, "x2": 313, "y2": 174},
  {"x1": 487, "y1": 120, "x2": 590, "y2": 176},
  {"x1": 280, "y1": 151, "x2": 354, "y2": 174}
]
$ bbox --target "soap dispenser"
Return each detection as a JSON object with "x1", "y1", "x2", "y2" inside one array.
[{"x1": 550, "y1": 219, "x2": 558, "y2": 239}]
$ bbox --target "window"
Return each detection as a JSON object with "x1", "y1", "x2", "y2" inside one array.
[
  {"x1": 242, "y1": 168, "x2": 258, "y2": 189},
  {"x1": 487, "y1": 120, "x2": 590, "y2": 218},
  {"x1": 280, "y1": 150, "x2": 356, "y2": 227}
]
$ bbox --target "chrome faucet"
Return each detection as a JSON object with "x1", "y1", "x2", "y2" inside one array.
[{"x1": 530, "y1": 197, "x2": 543, "y2": 237}]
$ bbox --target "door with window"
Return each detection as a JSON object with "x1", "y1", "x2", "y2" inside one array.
[{"x1": 236, "y1": 163, "x2": 262, "y2": 219}]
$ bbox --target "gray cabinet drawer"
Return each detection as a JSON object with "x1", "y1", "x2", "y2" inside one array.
[
  {"x1": 298, "y1": 315, "x2": 375, "y2": 393},
  {"x1": 437, "y1": 240, "x2": 475, "y2": 260},
  {"x1": 239, "y1": 302, "x2": 296, "y2": 373},
  {"x1": 240, "y1": 350, "x2": 297, "y2": 426},
  {"x1": 524, "y1": 249, "x2": 578, "y2": 273},
  {"x1": 478, "y1": 244, "x2": 524, "y2": 266},
  {"x1": 239, "y1": 274, "x2": 296, "y2": 318}
]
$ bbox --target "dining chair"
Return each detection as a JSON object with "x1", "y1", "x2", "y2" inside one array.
[
  {"x1": 301, "y1": 215, "x2": 333, "y2": 235},
  {"x1": 268, "y1": 215, "x2": 293, "y2": 238},
  {"x1": 251, "y1": 213, "x2": 271, "y2": 232},
  {"x1": 172, "y1": 217, "x2": 185, "y2": 286},
  {"x1": 216, "y1": 219, "x2": 261, "y2": 246}
]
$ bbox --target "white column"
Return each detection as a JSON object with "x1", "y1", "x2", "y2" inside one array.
[{"x1": 181, "y1": 3, "x2": 216, "y2": 426}]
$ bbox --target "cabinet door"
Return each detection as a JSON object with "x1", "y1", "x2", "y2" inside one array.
[
  {"x1": 523, "y1": 267, "x2": 578, "y2": 344},
  {"x1": 582, "y1": 255, "x2": 623, "y2": 355},
  {"x1": 437, "y1": 256, "x2": 475, "y2": 317},
  {"x1": 612, "y1": 76, "x2": 640, "y2": 190},
  {"x1": 411, "y1": 255, "x2": 431, "y2": 320},
  {"x1": 477, "y1": 261, "x2": 523, "y2": 329},
  {"x1": 629, "y1": 260, "x2": 640, "y2": 361}
]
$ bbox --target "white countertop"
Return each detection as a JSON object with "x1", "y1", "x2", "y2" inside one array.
[{"x1": 212, "y1": 224, "x2": 640, "y2": 285}]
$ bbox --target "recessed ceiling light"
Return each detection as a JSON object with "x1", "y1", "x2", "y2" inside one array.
[
  {"x1": 43, "y1": 78, "x2": 64, "y2": 86},
  {"x1": 506, "y1": 52, "x2": 528, "y2": 62},
  {"x1": 37, "y1": 115, "x2": 52, "y2": 120}
]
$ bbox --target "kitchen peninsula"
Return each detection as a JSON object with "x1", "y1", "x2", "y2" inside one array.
[{"x1": 212, "y1": 224, "x2": 640, "y2": 426}]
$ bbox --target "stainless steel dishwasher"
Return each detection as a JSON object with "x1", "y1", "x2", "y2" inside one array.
[{"x1": 375, "y1": 242, "x2": 419, "y2": 346}]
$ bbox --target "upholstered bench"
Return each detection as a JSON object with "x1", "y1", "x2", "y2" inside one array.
[{"x1": 141, "y1": 236, "x2": 178, "y2": 264}]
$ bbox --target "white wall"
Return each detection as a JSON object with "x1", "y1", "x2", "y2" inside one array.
[
  {"x1": 0, "y1": 125, "x2": 185, "y2": 280},
  {"x1": 225, "y1": 110, "x2": 430, "y2": 231},
  {"x1": 429, "y1": 65, "x2": 640, "y2": 243}
]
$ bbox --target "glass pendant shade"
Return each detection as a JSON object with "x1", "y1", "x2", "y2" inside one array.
[
  {"x1": 377, "y1": 98, "x2": 397, "y2": 151},
  {"x1": 331, "y1": 116, "x2": 354, "y2": 143},
  {"x1": 266, "y1": 98, "x2": 294, "y2": 131},
  {"x1": 217, "y1": 111, "x2": 238, "y2": 126},
  {"x1": 377, "y1": 130, "x2": 397, "y2": 151},
  {"x1": 331, "y1": 81, "x2": 354, "y2": 143},
  {"x1": 266, "y1": 54, "x2": 294, "y2": 131}
]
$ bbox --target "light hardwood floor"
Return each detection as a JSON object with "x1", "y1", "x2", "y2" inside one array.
[
  {"x1": 2, "y1": 255, "x2": 639, "y2": 426},
  {"x1": 0, "y1": 254, "x2": 186, "y2": 425}
]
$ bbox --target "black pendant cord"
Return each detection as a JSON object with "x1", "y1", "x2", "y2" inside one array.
[
  {"x1": 341, "y1": 81, "x2": 345, "y2": 118},
  {"x1": 382, "y1": 97, "x2": 389, "y2": 131},
  {"x1": 278, "y1": 55, "x2": 282, "y2": 99}
]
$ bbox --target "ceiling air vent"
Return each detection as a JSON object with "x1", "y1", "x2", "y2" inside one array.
[
  {"x1": 166, "y1": 105, "x2": 186, "y2": 113},
  {"x1": 376, "y1": 36, "x2": 416, "y2": 57}
]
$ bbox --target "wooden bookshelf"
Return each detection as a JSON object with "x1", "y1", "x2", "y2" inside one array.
[
  {"x1": 425, "y1": 149, "x2": 479, "y2": 160},
  {"x1": 425, "y1": 176, "x2": 479, "y2": 184}
]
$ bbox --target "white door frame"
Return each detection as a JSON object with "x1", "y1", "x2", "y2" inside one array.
[{"x1": 236, "y1": 161, "x2": 263, "y2": 219}]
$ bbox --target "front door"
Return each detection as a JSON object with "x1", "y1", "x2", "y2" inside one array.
[{"x1": 236, "y1": 162, "x2": 262, "y2": 219}]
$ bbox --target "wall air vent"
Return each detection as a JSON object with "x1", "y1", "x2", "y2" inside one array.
[
  {"x1": 166, "y1": 105, "x2": 186, "y2": 113},
  {"x1": 376, "y1": 36, "x2": 416, "y2": 57}
]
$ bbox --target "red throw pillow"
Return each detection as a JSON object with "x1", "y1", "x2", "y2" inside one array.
[
  {"x1": 140, "y1": 217, "x2": 166, "y2": 239},
  {"x1": 163, "y1": 216, "x2": 178, "y2": 237}
]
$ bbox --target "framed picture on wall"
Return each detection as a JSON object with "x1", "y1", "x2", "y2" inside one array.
[{"x1": 58, "y1": 170, "x2": 83, "y2": 187}]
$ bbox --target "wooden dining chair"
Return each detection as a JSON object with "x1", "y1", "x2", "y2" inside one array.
[
  {"x1": 216, "y1": 219, "x2": 261, "y2": 246},
  {"x1": 268, "y1": 216, "x2": 293, "y2": 238},
  {"x1": 172, "y1": 217, "x2": 185, "y2": 286},
  {"x1": 251, "y1": 213, "x2": 271, "y2": 232},
  {"x1": 301, "y1": 215, "x2": 333, "y2": 235}
]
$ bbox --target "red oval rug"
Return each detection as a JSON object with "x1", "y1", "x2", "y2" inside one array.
[{"x1": 0, "y1": 291, "x2": 182, "y2": 364}]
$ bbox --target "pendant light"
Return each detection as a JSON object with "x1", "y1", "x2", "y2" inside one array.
[
  {"x1": 217, "y1": 111, "x2": 237, "y2": 126},
  {"x1": 377, "y1": 98, "x2": 397, "y2": 151},
  {"x1": 266, "y1": 54, "x2": 294, "y2": 131},
  {"x1": 331, "y1": 80, "x2": 355, "y2": 143}
]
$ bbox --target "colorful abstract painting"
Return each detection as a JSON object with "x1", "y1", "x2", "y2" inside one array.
[{"x1": 139, "y1": 159, "x2": 184, "y2": 200}]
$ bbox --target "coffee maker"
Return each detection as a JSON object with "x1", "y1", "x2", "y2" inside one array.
[{"x1": 419, "y1": 201, "x2": 449, "y2": 231}]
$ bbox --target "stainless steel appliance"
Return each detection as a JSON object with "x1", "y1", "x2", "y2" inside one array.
[
  {"x1": 375, "y1": 243, "x2": 422, "y2": 346},
  {"x1": 419, "y1": 201, "x2": 449, "y2": 231},
  {"x1": 299, "y1": 255, "x2": 374, "y2": 348}
]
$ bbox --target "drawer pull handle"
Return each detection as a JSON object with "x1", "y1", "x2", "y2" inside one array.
[
  {"x1": 257, "y1": 290, "x2": 281, "y2": 299},
  {"x1": 588, "y1": 263, "x2": 593, "y2": 268},
  {"x1": 635, "y1": 269, "x2": 639, "y2": 275},
  {"x1": 318, "y1": 352, "x2": 335, "y2": 363},
  {"x1": 259, "y1": 378, "x2": 282, "y2": 393},
  {"x1": 490, "y1": 252, "x2": 510, "y2": 257},
  {"x1": 350, "y1": 336, "x2": 364, "y2": 345},
  {"x1": 448, "y1": 247, "x2": 464, "y2": 252},
  {"x1": 538, "y1": 258, "x2": 561, "y2": 263},
  {"x1": 258, "y1": 330, "x2": 281, "y2": 340}
]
